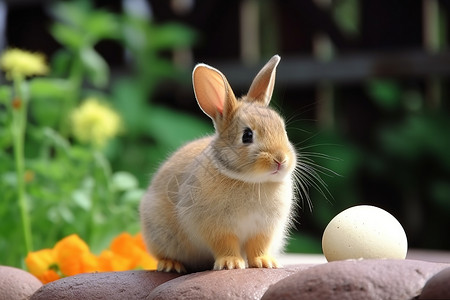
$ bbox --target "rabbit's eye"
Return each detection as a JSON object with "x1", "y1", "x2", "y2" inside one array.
[{"x1": 242, "y1": 127, "x2": 253, "y2": 144}]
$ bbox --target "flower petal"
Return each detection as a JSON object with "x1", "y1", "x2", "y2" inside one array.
[{"x1": 25, "y1": 248, "x2": 56, "y2": 277}]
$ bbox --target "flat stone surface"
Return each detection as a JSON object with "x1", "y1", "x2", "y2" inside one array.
[
  {"x1": 407, "y1": 249, "x2": 450, "y2": 263},
  {"x1": 30, "y1": 270, "x2": 180, "y2": 300},
  {"x1": 277, "y1": 253, "x2": 327, "y2": 265},
  {"x1": 148, "y1": 265, "x2": 313, "y2": 300},
  {"x1": 262, "y1": 259, "x2": 450, "y2": 300},
  {"x1": 278, "y1": 248, "x2": 450, "y2": 265},
  {"x1": 419, "y1": 267, "x2": 450, "y2": 299},
  {"x1": 0, "y1": 265, "x2": 42, "y2": 300}
]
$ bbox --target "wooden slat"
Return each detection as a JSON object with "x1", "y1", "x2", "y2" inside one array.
[{"x1": 213, "y1": 51, "x2": 450, "y2": 88}]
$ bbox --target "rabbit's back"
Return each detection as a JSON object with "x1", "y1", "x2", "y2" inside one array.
[{"x1": 140, "y1": 136, "x2": 216, "y2": 271}]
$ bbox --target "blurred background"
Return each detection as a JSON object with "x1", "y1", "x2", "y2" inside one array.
[{"x1": 1, "y1": 0, "x2": 449, "y2": 268}]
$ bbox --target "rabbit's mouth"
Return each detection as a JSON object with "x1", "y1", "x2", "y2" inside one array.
[
  {"x1": 271, "y1": 159, "x2": 286, "y2": 174},
  {"x1": 268, "y1": 163, "x2": 291, "y2": 182}
]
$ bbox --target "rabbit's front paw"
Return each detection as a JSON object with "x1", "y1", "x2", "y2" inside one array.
[
  {"x1": 248, "y1": 255, "x2": 279, "y2": 268},
  {"x1": 157, "y1": 258, "x2": 186, "y2": 273},
  {"x1": 213, "y1": 256, "x2": 245, "y2": 270}
]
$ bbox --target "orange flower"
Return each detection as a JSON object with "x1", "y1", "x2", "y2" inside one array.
[
  {"x1": 39, "y1": 270, "x2": 60, "y2": 284},
  {"x1": 25, "y1": 248, "x2": 60, "y2": 283},
  {"x1": 53, "y1": 234, "x2": 98, "y2": 276},
  {"x1": 25, "y1": 232, "x2": 157, "y2": 284},
  {"x1": 110, "y1": 232, "x2": 157, "y2": 270},
  {"x1": 107, "y1": 232, "x2": 157, "y2": 271},
  {"x1": 98, "y1": 249, "x2": 133, "y2": 272},
  {"x1": 134, "y1": 232, "x2": 147, "y2": 251},
  {"x1": 134, "y1": 233, "x2": 157, "y2": 270}
]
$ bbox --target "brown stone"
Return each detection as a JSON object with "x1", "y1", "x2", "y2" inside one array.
[
  {"x1": 0, "y1": 265, "x2": 42, "y2": 300},
  {"x1": 419, "y1": 267, "x2": 450, "y2": 299},
  {"x1": 30, "y1": 270, "x2": 180, "y2": 300},
  {"x1": 262, "y1": 259, "x2": 450, "y2": 300},
  {"x1": 148, "y1": 265, "x2": 314, "y2": 300}
]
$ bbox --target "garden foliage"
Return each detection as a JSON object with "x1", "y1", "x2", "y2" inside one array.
[{"x1": 0, "y1": 0, "x2": 206, "y2": 268}]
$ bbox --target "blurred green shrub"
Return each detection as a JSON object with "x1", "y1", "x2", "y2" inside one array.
[
  {"x1": 285, "y1": 79, "x2": 450, "y2": 253},
  {"x1": 368, "y1": 80, "x2": 450, "y2": 248}
]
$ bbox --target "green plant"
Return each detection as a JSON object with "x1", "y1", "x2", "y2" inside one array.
[
  {"x1": 366, "y1": 80, "x2": 450, "y2": 249},
  {"x1": 0, "y1": 49, "x2": 49, "y2": 258},
  {"x1": 0, "y1": 0, "x2": 209, "y2": 268},
  {"x1": 109, "y1": 5, "x2": 210, "y2": 185}
]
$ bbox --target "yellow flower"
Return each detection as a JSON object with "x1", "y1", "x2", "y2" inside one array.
[
  {"x1": 71, "y1": 98, "x2": 122, "y2": 148},
  {"x1": 0, "y1": 48, "x2": 48, "y2": 79}
]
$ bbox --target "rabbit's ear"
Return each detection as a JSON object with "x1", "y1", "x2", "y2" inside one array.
[
  {"x1": 247, "y1": 55, "x2": 280, "y2": 106},
  {"x1": 193, "y1": 63, "x2": 237, "y2": 121}
]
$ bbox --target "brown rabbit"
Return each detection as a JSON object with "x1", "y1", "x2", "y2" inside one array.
[{"x1": 140, "y1": 55, "x2": 297, "y2": 273}]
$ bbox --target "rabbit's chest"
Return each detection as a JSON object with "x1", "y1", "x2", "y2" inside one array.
[
  {"x1": 233, "y1": 188, "x2": 292, "y2": 235},
  {"x1": 234, "y1": 211, "x2": 270, "y2": 240}
]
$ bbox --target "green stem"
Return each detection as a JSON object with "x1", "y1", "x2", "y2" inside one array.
[
  {"x1": 87, "y1": 150, "x2": 112, "y2": 246},
  {"x1": 12, "y1": 74, "x2": 33, "y2": 254}
]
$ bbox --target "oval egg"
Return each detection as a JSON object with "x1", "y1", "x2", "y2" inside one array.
[{"x1": 322, "y1": 205, "x2": 408, "y2": 262}]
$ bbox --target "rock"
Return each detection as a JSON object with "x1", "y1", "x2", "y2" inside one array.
[
  {"x1": 262, "y1": 259, "x2": 450, "y2": 300},
  {"x1": 30, "y1": 270, "x2": 180, "y2": 300},
  {"x1": 148, "y1": 265, "x2": 314, "y2": 300},
  {"x1": 419, "y1": 267, "x2": 450, "y2": 299},
  {"x1": 26, "y1": 258, "x2": 450, "y2": 299},
  {"x1": 0, "y1": 265, "x2": 42, "y2": 300}
]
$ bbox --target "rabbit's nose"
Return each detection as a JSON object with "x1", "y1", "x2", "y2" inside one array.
[
  {"x1": 274, "y1": 160, "x2": 282, "y2": 172},
  {"x1": 273, "y1": 153, "x2": 287, "y2": 165}
]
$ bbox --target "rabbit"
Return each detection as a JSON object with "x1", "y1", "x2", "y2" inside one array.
[{"x1": 140, "y1": 55, "x2": 297, "y2": 273}]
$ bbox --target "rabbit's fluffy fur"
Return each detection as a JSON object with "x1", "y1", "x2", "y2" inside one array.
[{"x1": 140, "y1": 55, "x2": 297, "y2": 273}]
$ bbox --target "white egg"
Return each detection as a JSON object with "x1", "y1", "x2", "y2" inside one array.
[{"x1": 322, "y1": 205, "x2": 408, "y2": 262}]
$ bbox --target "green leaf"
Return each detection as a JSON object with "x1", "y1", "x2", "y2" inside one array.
[
  {"x1": 366, "y1": 80, "x2": 401, "y2": 111},
  {"x1": 51, "y1": 1, "x2": 119, "y2": 43},
  {"x1": 51, "y1": 23, "x2": 86, "y2": 50},
  {"x1": 72, "y1": 190, "x2": 92, "y2": 211},
  {"x1": 43, "y1": 127, "x2": 71, "y2": 152},
  {"x1": 80, "y1": 47, "x2": 109, "y2": 88},
  {"x1": 121, "y1": 16, "x2": 148, "y2": 51},
  {"x1": 145, "y1": 105, "x2": 212, "y2": 149},
  {"x1": 30, "y1": 97, "x2": 66, "y2": 128},
  {"x1": 147, "y1": 23, "x2": 198, "y2": 50},
  {"x1": 29, "y1": 78, "x2": 72, "y2": 99},
  {"x1": 0, "y1": 125, "x2": 12, "y2": 149},
  {"x1": 1, "y1": 172, "x2": 17, "y2": 188},
  {"x1": 50, "y1": 50, "x2": 72, "y2": 77},
  {"x1": 145, "y1": 57, "x2": 180, "y2": 80},
  {"x1": 0, "y1": 86, "x2": 12, "y2": 105},
  {"x1": 58, "y1": 205, "x2": 75, "y2": 224},
  {"x1": 111, "y1": 78, "x2": 147, "y2": 135},
  {"x1": 50, "y1": 1, "x2": 91, "y2": 29},
  {"x1": 121, "y1": 189, "x2": 145, "y2": 204},
  {"x1": 84, "y1": 11, "x2": 121, "y2": 41},
  {"x1": 333, "y1": 0, "x2": 359, "y2": 35},
  {"x1": 112, "y1": 171, "x2": 139, "y2": 192}
]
